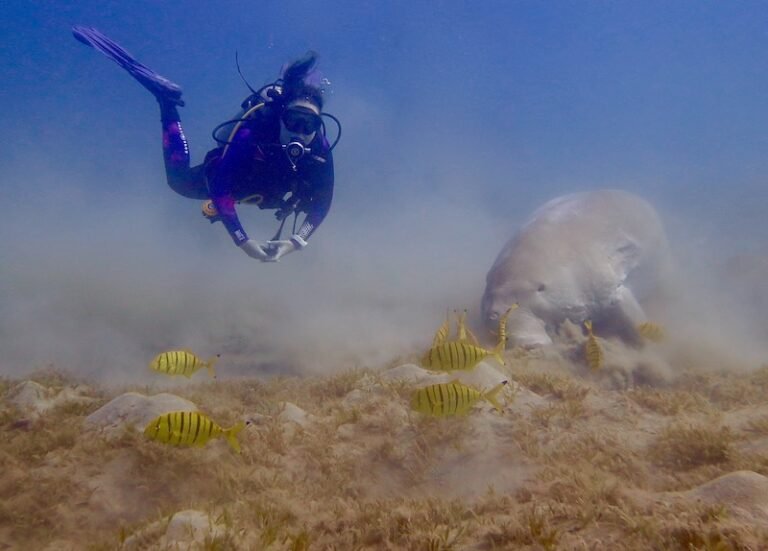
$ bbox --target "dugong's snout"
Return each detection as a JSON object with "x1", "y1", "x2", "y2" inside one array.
[
  {"x1": 504, "y1": 309, "x2": 552, "y2": 348},
  {"x1": 482, "y1": 294, "x2": 552, "y2": 348}
]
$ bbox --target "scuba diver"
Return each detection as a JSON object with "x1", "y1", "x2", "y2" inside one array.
[{"x1": 72, "y1": 26, "x2": 340, "y2": 262}]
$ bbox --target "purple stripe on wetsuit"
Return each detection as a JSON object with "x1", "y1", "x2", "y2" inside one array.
[
  {"x1": 163, "y1": 120, "x2": 190, "y2": 172},
  {"x1": 159, "y1": 103, "x2": 208, "y2": 200}
]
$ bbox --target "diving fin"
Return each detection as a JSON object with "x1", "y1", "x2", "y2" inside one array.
[{"x1": 72, "y1": 25, "x2": 184, "y2": 106}]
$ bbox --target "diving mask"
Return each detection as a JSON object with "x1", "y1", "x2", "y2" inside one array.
[
  {"x1": 282, "y1": 108, "x2": 322, "y2": 135},
  {"x1": 279, "y1": 99, "x2": 321, "y2": 147},
  {"x1": 279, "y1": 99, "x2": 322, "y2": 169}
]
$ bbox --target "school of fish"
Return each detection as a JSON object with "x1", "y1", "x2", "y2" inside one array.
[
  {"x1": 412, "y1": 306, "x2": 517, "y2": 417},
  {"x1": 420, "y1": 306, "x2": 517, "y2": 372},
  {"x1": 141, "y1": 303, "x2": 660, "y2": 440}
]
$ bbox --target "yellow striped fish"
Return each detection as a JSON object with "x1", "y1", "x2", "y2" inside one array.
[
  {"x1": 455, "y1": 309, "x2": 480, "y2": 345},
  {"x1": 143, "y1": 411, "x2": 245, "y2": 453},
  {"x1": 583, "y1": 320, "x2": 604, "y2": 370},
  {"x1": 496, "y1": 305, "x2": 518, "y2": 348},
  {"x1": 421, "y1": 340, "x2": 505, "y2": 371},
  {"x1": 432, "y1": 309, "x2": 451, "y2": 347},
  {"x1": 421, "y1": 306, "x2": 516, "y2": 371},
  {"x1": 149, "y1": 350, "x2": 219, "y2": 379},
  {"x1": 411, "y1": 380, "x2": 507, "y2": 416},
  {"x1": 637, "y1": 321, "x2": 665, "y2": 342}
]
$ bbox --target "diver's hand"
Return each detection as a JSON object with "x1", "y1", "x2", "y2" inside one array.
[
  {"x1": 239, "y1": 239, "x2": 270, "y2": 261},
  {"x1": 263, "y1": 240, "x2": 295, "y2": 262},
  {"x1": 264, "y1": 235, "x2": 307, "y2": 262}
]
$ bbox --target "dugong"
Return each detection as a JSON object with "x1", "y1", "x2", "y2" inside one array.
[{"x1": 481, "y1": 190, "x2": 672, "y2": 348}]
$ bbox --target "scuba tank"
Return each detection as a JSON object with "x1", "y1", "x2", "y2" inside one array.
[{"x1": 211, "y1": 83, "x2": 283, "y2": 145}]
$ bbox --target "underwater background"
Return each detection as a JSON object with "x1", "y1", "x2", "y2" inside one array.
[
  {"x1": 6, "y1": 3, "x2": 768, "y2": 550},
  {"x1": 2, "y1": 0, "x2": 768, "y2": 380}
]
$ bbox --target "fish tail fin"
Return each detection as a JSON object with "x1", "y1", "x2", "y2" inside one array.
[
  {"x1": 207, "y1": 354, "x2": 220, "y2": 378},
  {"x1": 483, "y1": 381, "x2": 508, "y2": 413},
  {"x1": 225, "y1": 421, "x2": 245, "y2": 453},
  {"x1": 457, "y1": 309, "x2": 468, "y2": 341}
]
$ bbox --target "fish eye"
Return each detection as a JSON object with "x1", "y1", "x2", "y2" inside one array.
[{"x1": 537, "y1": 284, "x2": 547, "y2": 292}]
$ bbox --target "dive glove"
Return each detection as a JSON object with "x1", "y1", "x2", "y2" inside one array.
[
  {"x1": 240, "y1": 240, "x2": 271, "y2": 261},
  {"x1": 264, "y1": 235, "x2": 307, "y2": 262}
]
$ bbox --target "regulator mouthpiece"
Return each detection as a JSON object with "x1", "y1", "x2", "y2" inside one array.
[{"x1": 284, "y1": 141, "x2": 310, "y2": 170}]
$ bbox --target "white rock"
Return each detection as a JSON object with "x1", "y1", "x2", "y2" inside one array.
[
  {"x1": 123, "y1": 509, "x2": 223, "y2": 550},
  {"x1": 278, "y1": 402, "x2": 313, "y2": 428},
  {"x1": 683, "y1": 470, "x2": 768, "y2": 523},
  {"x1": 245, "y1": 413, "x2": 269, "y2": 426},
  {"x1": 512, "y1": 386, "x2": 548, "y2": 411},
  {"x1": 379, "y1": 363, "x2": 430, "y2": 384},
  {"x1": 355, "y1": 374, "x2": 379, "y2": 392},
  {"x1": 42, "y1": 540, "x2": 79, "y2": 551},
  {"x1": 450, "y1": 362, "x2": 508, "y2": 390},
  {"x1": 381, "y1": 362, "x2": 508, "y2": 391},
  {"x1": 8, "y1": 380, "x2": 96, "y2": 417},
  {"x1": 341, "y1": 389, "x2": 366, "y2": 407},
  {"x1": 84, "y1": 392, "x2": 197, "y2": 435},
  {"x1": 8, "y1": 381, "x2": 54, "y2": 414},
  {"x1": 162, "y1": 510, "x2": 223, "y2": 545},
  {"x1": 336, "y1": 423, "x2": 356, "y2": 440}
]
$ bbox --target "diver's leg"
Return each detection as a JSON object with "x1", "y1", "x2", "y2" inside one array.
[{"x1": 160, "y1": 103, "x2": 208, "y2": 199}]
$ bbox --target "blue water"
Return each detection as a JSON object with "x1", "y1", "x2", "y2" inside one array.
[{"x1": 2, "y1": 1, "x2": 768, "y2": 377}]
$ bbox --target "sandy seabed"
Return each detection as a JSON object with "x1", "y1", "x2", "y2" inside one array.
[{"x1": 3, "y1": 330, "x2": 768, "y2": 551}]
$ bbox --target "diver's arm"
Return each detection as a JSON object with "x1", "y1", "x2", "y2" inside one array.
[
  {"x1": 210, "y1": 195, "x2": 247, "y2": 244},
  {"x1": 265, "y1": 154, "x2": 334, "y2": 262},
  {"x1": 208, "y1": 127, "x2": 269, "y2": 259},
  {"x1": 208, "y1": 128, "x2": 253, "y2": 244},
  {"x1": 211, "y1": 193, "x2": 269, "y2": 260},
  {"x1": 296, "y1": 151, "x2": 334, "y2": 243}
]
